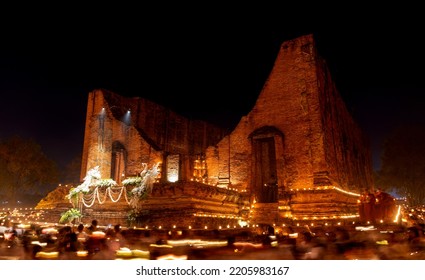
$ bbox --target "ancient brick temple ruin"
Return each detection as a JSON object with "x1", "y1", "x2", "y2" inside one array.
[{"x1": 38, "y1": 34, "x2": 374, "y2": 229}]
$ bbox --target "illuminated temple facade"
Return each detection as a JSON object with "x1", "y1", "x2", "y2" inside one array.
[{"x1": 76, "y1": 34, "x2": 374, "y2": 228}]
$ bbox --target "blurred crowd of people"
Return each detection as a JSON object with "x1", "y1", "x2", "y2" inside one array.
[
  {"x1": 4, "y1": 219, "x2": 128, "y2": 259},
  {"x1": 2, "y1": 200, "x2": 425, "y2": 260}
]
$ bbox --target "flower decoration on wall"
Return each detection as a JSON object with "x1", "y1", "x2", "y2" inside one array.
[
  {"x1": 129, "y1": 162, "x2": 160, "y2": 208},
  {"x1": 66, "y1": 166, "x2": 102, "y2": 200},
  {"x1": 94, "y1": 178, "x2": 118, "y2": 188},
  {"x1": 122, "y1": 176, "x2": 142, "y2": 187}
]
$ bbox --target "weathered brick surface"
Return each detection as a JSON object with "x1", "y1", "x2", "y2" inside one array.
[
  {"x1": 82, "y1": 90, "x2": 228, "y2": 182},
  {"x1": 206, "y1": 34, "x2": 372, "y2": 221},
  {"x1": 39, "y1": 34, "x2": 373, "y2": 228}
]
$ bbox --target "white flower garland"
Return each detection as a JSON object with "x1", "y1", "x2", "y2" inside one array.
[
  {"x1": 67, "y1": 166, "x2": 102, "y2": 199},
  {"x1": 130, "y1": 163, "x2": 160, "y2": 198},
  {"x1": 95, "y1": 178, "x2": 118, "y2": 188},
  {"x1": 69, "y1": 163, "x2": 159, "y2": 208},
  {"x1": 81, "y1": 186, "x2": 130, "y2": 208},
  {"x1": 122, "y1": 177, "x2": 142, "y2": 186}
]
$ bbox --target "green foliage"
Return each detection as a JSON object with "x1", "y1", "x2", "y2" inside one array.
[
  {"x1": 66, "y1": 187, "x2": 81, "y2": 207},
  {"x1": 94, "y1": 178, "x2": 118, "y2": 188},
  {"x1": 122, "y1": 176, "x2": 142, "y2": 187},
  {"x1": 0, "y1": 136, "x2": 59, "y2": 205},
  {"x1": 59, "y1": 208, "x2": 82, "y2": 224}
]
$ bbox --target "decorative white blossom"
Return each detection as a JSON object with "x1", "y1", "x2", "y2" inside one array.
[
  {"x1": 86, "y1": 165, "x2": 101, "y2": 181},
  {"x1": 122, "y1": 176, "x2": 142, "y2": 187},
  {"x1": 130, "y1": 162, "x2": 160, "y2": 199},
  {"x1": 67, "y1": 166, "x2": 101, "y2": 199},
  {"x1": 131, "y1": 184, "x2": 149, "y2": 199},
  {"x1": 94, "y1": 178, "x2": 118, "y2": 188}
]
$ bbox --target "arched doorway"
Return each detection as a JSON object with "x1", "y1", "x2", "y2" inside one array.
[
  {"x1": 111, "y1": 141, "x2": 126, "y2": 185},
  {"x1": 249, "y1": 126, "x2": 283, "y2": 203}
]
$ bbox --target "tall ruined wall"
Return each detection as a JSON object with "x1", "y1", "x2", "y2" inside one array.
[
  {"x1": 55, "y1": 34, "x2": 374, "y2": 227},
  {"x1": 208, "y1": 34, "x2": 323, "y2": 192},
  {"x1": 317, "y1": 61, "x2": 374, "y2": 191},
  {"x1": 207, "y1": 34, "x2": 373, "y2": 195},
  {"x1": 80, "y1": 90, "x2": 162, "y2": 181},
  {"x1": 81, "y1": 89, "x2": 226, "y2": 182}
]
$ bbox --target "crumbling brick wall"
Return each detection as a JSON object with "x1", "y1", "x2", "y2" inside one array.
[{"x1": 207, "y1": 34, "x2": 374, "y2": 196}]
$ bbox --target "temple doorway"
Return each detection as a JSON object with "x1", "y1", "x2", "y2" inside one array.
[
  {"x1": 111, "y1": 141, "x2": 126, "y2": 185},
  {"x1": 250, "y1": 126, "x2": 281, "y2": 203}
]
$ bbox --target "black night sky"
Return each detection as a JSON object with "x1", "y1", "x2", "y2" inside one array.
[{"x1": 1, "y1": 7, "x2": 425, "y2": 173}]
